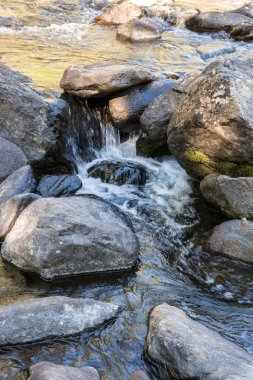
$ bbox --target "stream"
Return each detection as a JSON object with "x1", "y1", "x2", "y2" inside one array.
[{"x1": 0, "y1": 1, "x2": 253, "y2": 379}]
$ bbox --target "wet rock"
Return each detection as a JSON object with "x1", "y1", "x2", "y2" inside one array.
[
  {"x1": 29, "y1": 362, "x2": 100, "y2": 380},
  {"x1": 138, "y1": 90, "x2": 185, "y2": 156},
  {"x1": 130, "y1": 371, "x2": 150, "y2": 380},
  {"x1": 87, "y1": 160, "x2": 147, "y2": 185},
  {"x1": 0, "y1": 166, "x2": 36, "y2": 204},
  {"x1": 96, "y1": 2, "x2": 143, "y2": 25},
  {"x1": 0, "y1": 296, "x2": 119, "y2": 346},
  {"x1": 0, "y1": 62, "x2": 64, "y2": 164},
  {"x1": 146, "y1": 303, "x2": 253, "y2": 379},
  {"x1": 1, "y1": 195, "x2": 139, "y2": 280},
  {"x1": 232, "y1": 2, "x2": 253, "y2": 19},
  {"x1": 60, "y1": 64, "x2": 152, "y2": 98},
  {"x1": 117, "y1": 18, "x2": 164, "y2": 43},
  {"x1": 230, "y1": 22, "x2": 253, "y2": 41},
  {"x1": 0, "y1": 193, "x2": 40, "y2": 240},
  {"x1": 136, "y1": 134, "x2": 169, "y2": 157},
  {"x1": 36, "y1": 174, "x2": 82, "y2": 197},
  {"x1": 109, "y1": 79, "x2": 177, "y2": 129},
  {"x1": 0, "y1": 17, "x2": 25, "y2": 28},
  {"x1": 0, "y1": 359, "x2": 26, "y2": 380},
  {"x1": 207, "y1": 219, "x2": 253, "y2": 264},
  {"x1": 197, "y1": 43, "x2": 235, "y2": 61},
  {"x1": 0, "y1": 138, "x2": 27, "y2": 183},
  {"x1": 185, "y1": 11, "x2": 252, "y2": 33},
  {"x1": 200, "y1": 174, "x2": 253, "y2": 219},
  {"x1": 167, "y1": 58, "x2": 253, "y2": 179}
]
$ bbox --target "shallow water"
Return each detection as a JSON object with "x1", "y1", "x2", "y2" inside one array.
[{"x1": 0, "y1": 1, "x2": 253, "y2": 379}]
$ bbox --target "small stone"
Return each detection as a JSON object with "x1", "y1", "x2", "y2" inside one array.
[
  {"x1": 96, "y1": 3, "x2": 143, "y2": 25},
  {"x1": 36, "y1": 174, "x2": 82, "y2": 197},
  {"x1": 29, "y1": 362, "x2": 100, "y2": 380},
  {"x1": 117, "y1": 18, "x2": 164, "y2": 43}
]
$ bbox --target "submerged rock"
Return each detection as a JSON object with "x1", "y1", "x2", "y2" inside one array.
[
  {"x1": 185, "y1": 11, "x2": 252, "y2": 33},
  {"x1": 0, "y1": 17, "x2": 25, "y2": 28},
  {"x1": 0, "y1": 166, "x2": 36, "y2": 204},
  {"x1": 207, "y1": 219, "x2": 253, "y2": 264},
  {"x1": 0, "y1": 296, "x2": 119, "y2": 346},
  {"x1": 87, "y1": 160, "x2": 147, "y2": 185},
  {"x1": 167, "y1": 58, "x2": 253, "y2": 179},
  {"x1": 1, "y1": 195, "x2": 139, "y2": 280},
  {"x1": 0, "y1": 138, "x2": 27, "y2": 184},
  {"x1": 230, "y1": 22, "x2": 253, "y2": 41},
  {"x1": 200, "y1": 174, "x2": 253, "y2": 219},
  {"x1": 109, "y1": 79, "x2": 177, "y2": 129},
  {"x1": 117, "y1": 18, "x2": 164, "y2": 43},
  {"x1": 29, "y1": 362, "x2": 100, "y2": 380},
  {"x1": 0, "y1": 359, "x2": 26, "y2": 380},
  {"x1": 36, "y1": 174, "x2": 82, "y2": 197},
  {"x1": 0, "y1": 193, "x2": 40, "y2": 240},
  {"x1": 130, "y1": 371, "x2": 150, "y2": 380},
  {"x1": 60, "y1": 64, "x2": 153, "y2": 98},
  {"x1": 146, "y1": 304, "x2": 253, "y2": 379},
  {"x1": 96, "y1": 2, "x2": 142, "y2": 25}
]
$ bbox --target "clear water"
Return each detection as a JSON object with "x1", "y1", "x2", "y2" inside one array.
[{"x1": 0, "y1": 1, "x2": 252, "y2": 379}]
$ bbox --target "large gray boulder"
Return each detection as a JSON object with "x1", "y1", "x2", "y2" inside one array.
[
  {"x1": 29, "y1": 362, "x2": 100, "y2": 380},
  {"x1": 232, "y1": 3, "x2": 253, "y2": 18},
  {"x1": 117, "y1": 18, "x2": 164, "y2": 43},
  {"x1": 0, "y1": 63, "x2": 62, "y2": 163},
  {"x1": 207, "y1": 219, "x2": 253, "y2": 264},
  {"x1": 0, "y1": 296, "x2": 119, "y2": 346},
  {"x1": 109, "y1": 79, "x2": 176, "y2": 129},
  {"x1": 0, "y1": 166, "x2": 36, "y2": 204},
  {"x1": 0, "y1": 193, "x2": 40, "y2": 240},
  {"x1": 96, "y1": 2, "x2": 143, "y2": 25},
  {"x1": 0, "y1": 138, "x2": 27, "y2": 183},
  {"x1": 146, "y1": 304, "x2": 253, "y2": 379},
  {"x1": 60, "y1": 64, "x2": 152, "y2": 98},
  {"x1": 185, "y1": 11, "x2": 252, "y2": 33},
  {"x1": 167, "y1": 58, "x2": 253, "y2": 179},
  {"x1": 200, "y1": 174, "x2": 253, "y2": 219},
  {"x1": 1, "y1": 195, "x2": 139, "y2": 280}
]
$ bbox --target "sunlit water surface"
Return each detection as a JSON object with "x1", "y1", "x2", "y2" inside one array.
[{"x1": 0, "y1": 1, "x2": 252, "y2": 379}]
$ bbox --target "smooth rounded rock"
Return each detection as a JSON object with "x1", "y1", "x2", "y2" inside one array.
[
  {"x1": 207, "y1": 219, "x2": 253, "y2": 264},
  {"x1": 1, "y1": 195, "x2": 140, "y2": 280},
  {"x1": 0, "y1": 296, "x2": 119, "y2": 346},
  {"x1": 146, "y1": 303, "x2": 253, "y2": 379},
  {"x1": 36, "y1": 174, "x2": 82, "y2": 197},
  {"x1": 167, "y1": 58, "x2": 253, "y2": 179},
  {"x1": 87, "y1": 160, "x2": 147, "y2": 185},
  {"x1": 60, "y1": 64, "x2": 153, "y2": 98},
  {"x1": 117, "y1": 18, "x2": 164, "y2": 43},
  {"x1": 29, "y1": 362, "x2": 100, "y2": 380},
  {"x1": 200, "y1": 174, "x2": 253, "y2": 219},
  {"x1": 96, "y1": 2, "x2": 143, "y2": 25},
  {"x1": 0, "y1": 166, "x2": 36, "y2": 204},
  {"x1": 0, "y1": 138, "x2": 27, "y2": 183}
]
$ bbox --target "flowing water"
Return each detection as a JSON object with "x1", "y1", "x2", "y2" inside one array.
[{"x1": 0, "y1": 1, "x2": 253, "y2": 379}]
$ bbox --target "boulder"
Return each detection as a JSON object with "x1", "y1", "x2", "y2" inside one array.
[
  {"x1": 200, "y1": 174, "x2": 253, "y2": 219},
  {"x1": 232, "y1": 3, "x2": 253, "y2": 18},
  {"x1": 96, "y1": 3, "x2": 143, "y2": 25},
  {"x1": 87, "y1": 160, "x2": 147, "y2": 185},
  {"x1": 129, "y1": 371, "x2": 150, "y2": 380},
  {"x1": 0, "y1": 166, "x2": 36, "y2": 204},
  {"x1": 0, "y1": 138, "x2": 27, "y2": 183},
  {"x1": 1, "y1": 195, "x2": 139, "y2": 280},
  {"x1": 0, "y1": 62, "x2": 64, "y2": 164},
  {"x1": 230, "y1": 22, "x2": 253, "y2": 41},
  {"x1": 207, "y1": 219, "x2": 253, "y2": 264},
  {"x1": 0, "y1": 296, "x2": 119, "y2": 346},
  {"x1": 185, "y1": 11, "x2": 252, "y2": 33},
  {"x1": 140, "y1": 89, "x2": 184, "y2": 142},
  {"x1": 167, "y1": 58, "x2": 253, "y2": 179},
  {"x1": 109, "y1": 79, "x2": 177, "y2": 129},
  {"x1": 36, "y1": 174, "x2": 82, "y2": 197},
  {"x1": 29, "y1": 362, "x2": 100, "y2": 380},
  {"x1": 146, "y1": 303, "x2": 253, "y2": 379},
  {"x1": 0, "y1": 193, "x2": 40, "y2": 240},
  {"x1": 60, "y1": 64, "x2": 153, "y2": 98},
  {"x1": 117, "y1": 18, "x2": 164, "y2": 43}
]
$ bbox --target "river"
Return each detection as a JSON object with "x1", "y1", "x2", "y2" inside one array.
[{"x1": 0, "y1": 1, "x2": 252, "y2": 379}]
